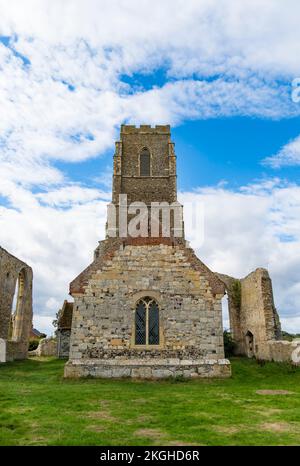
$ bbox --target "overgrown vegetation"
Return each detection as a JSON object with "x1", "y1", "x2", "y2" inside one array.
[
  {"x1": 52, "y1": 311, "x2": 60, "y2": 337},
  {"x1": 231, "y1": 279, "x2": 241, "y2": 311},
  {"x1": 223, "y1": 330, "x2": 236, "y2": 357},
  {"x1": 28, "y1": 339, "x2": 40, "y2": 351},
  {"x1": 28, "y1": 333, "x2": 46, "y2": 351},
  {"x1": 0, "y1": 357, "x2": 300, "y2": 446},
  {"x1": 282, "y1": 331, "x2": 300, "y2": 341}
]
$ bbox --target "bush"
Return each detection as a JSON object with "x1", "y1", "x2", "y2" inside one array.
[
  {"x1": 28, "y1": 339, "x2": 40, "y2": 351},
  {"x1": 281, "y1": 330, "x2": 300, "y2": 341},
  {"x1": 223, "y1": 330, "x2": 236, "y2": 358}
]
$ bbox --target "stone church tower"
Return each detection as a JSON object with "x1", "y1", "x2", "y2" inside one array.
[{"x1": 64, "y1": 125, "x2": 231, "y2": 378}]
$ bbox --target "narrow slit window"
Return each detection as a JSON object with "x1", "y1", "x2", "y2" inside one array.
[{"x1": 140, "y1": 148, "x2": 150, "y2": 176}]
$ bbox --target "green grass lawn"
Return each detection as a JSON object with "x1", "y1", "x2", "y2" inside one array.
[{"x1": 0, "y1": 357, "x2": 299, "y2": 446}]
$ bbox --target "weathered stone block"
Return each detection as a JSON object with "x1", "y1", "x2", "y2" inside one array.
[{"x1": 0, "y1": 247, "x2": 33, "y2": 362}]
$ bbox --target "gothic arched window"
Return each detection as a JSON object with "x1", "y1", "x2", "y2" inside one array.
[
  {"x1": 135, "y1": 297, "x2": 159, "y2": 345},
  {"x1": 140, "y1": 147, "x2": 150, "y2": 176}
]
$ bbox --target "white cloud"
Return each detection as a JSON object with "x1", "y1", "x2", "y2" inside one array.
[
  {"x1": 180, "y1": 179, "x2": 300, "y2": 332},
  {"x1": 0, "y1": 1, "x2": 300, "y2": 335},
  {"x1": 0, "y1": 1, "x2": 300, "y2": 189},
  {"x1": 45, "y1": 297, "x2": 60, "y2": 311},
  {"x1": 281, "y1": 317, "x2": 300, "y2": 335},
  {"x1": 32, "y1": 315, "x2": 55, "y2": 337},
  {"x1": 37, "y1": 185, "x2": 110, "y2": 207},
  {"x1": 263, "y1": 135, "x2": 300, "y2": 168},
  {"x1": 1, "y1": 0, "x2": 300, "y2": 77}
]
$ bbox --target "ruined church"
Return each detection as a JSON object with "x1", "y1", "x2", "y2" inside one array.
[
  {"x1": 63, "y1": 125, "x2": 283, "y2": 378},
  {"x1": 0, "y1": 247, "x2": 33, "y2": 362}
]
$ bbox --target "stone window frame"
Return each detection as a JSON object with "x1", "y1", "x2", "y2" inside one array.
[
  {"x1": 9, "y1": 267, "x2": 27, "y2": 342},
  {"x1": 138, "y1": 146, "x2": 152, "y2": 177},
  {"x1": 130, "y1": 291, "x2": 164, "y2": 349}
]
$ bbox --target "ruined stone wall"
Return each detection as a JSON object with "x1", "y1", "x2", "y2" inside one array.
[
  {"x1": 57, "y1": 330, "x2": 71, "y2": 358},
  {"x1": 268, "y1": 340, "x2": 300, "y2": 364},
  {"x1": 30, "y1": 337, "x2": 57, "y2": 357},
  {"x1": 65, "y1": 241, "x2": 229, "y2": 378},
  {"x1": 239, "y1": 268, "x2": 281, "y2": 359},
  {"x1": 0, "y1": 247, "x2": 33, "y2": 362},
  {"x1": 218, "y1": 268, "x2": 281, "y2": 360},
  {"x1": 56, "y1": 300, "x2": 73, "y2": 358}
]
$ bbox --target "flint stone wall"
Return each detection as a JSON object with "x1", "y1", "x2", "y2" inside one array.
[
  {"x1": 65, "y1": 242, "x2": 230, "y2": 378},
  {"x1": 0, "y1": 338, "x2": 6, "y2": 363},
  {"x1": 0, "y1": 247, "x2": 33, "y2": 362},
  {"x1": 268, "y1": 339, "x2": 300, "y2": 365},
  {"x1": 218, "y1": 268, "x2": 281, "y2": 360},
  {"x1": 57, "y1": 330, "x2": 71, "y2": 358},
  {"x1": 30, "y1": 338, "x2": 57, "y2": 357},
  {"x1": 112, "y1": 125, "x2": 177, "y2": 206},
  {"x1": 57, "y1": 300, "x2": 73, "y2": 358}
]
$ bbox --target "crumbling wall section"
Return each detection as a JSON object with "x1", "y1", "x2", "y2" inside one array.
[
  {"x1": 0, "y1": 246, "x2": 33, "y2": 362},
  {"x1": 218, "y1": 268, "x2": 281, "y2": 360},
  {"x1": 268, "y1": 339, "x2": 300, "y2": 364},
  {"x1": 240, "y1": 268, "x2": 281, "y2": 359},
  {"x1": 30, "y1": 337, "x2": 57, "y2": 357},
  {"x1": 57, "y1": 300, "x2": 73, "y2": 358},
  {"x1": 57, "y1": 330, "x2": 71, "y2": 358}
]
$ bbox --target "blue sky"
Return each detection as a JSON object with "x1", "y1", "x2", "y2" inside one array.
[
  {"x1": 75, "y1": 114, "x2": 300, "y2": 192},
  {"x1": 1, "y1": 1, "x2": 300, "y2": 334},
  {"x1": 175, "y1": 117, "x2": 300, "y2": 189}
]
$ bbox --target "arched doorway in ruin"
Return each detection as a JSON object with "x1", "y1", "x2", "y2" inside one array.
[
  {"x1": 9, "y1": 268, "x2": 27, "y2": 342},
  {"x1": 245, "y1": 330, "x2": 254, "y2": 358}
]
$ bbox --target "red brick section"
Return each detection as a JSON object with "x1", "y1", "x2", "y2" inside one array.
[
  {"x1": 69, "y1": 237, "x2": 225, "y2": 296},
  {"x1": 123, "y1": 237, "x2": 177, "y2": 247}
]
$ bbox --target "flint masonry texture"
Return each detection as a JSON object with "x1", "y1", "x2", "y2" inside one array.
[
  {"x1": 0, "y1": 246, "x2": 33, "y2": 362},
  {"x1": 217, "y1": 269, "x2": 282, "y2": 360},
  {"x1": 57, "y1": 300, "x2": 73, "y2": 358}
]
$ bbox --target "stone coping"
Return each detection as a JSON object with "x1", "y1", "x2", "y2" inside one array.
[{"x1": 66, "y1": 358, "x2": 230, "y2": 367}]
